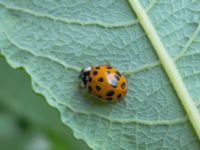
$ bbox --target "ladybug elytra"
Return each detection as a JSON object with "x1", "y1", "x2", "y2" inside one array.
[{"x1": 79, "y1": 65, "x2": 128, "y2": 101}]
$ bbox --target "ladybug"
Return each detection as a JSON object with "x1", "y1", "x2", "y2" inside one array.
[{"x1": 79, "y1": 65, "x2": 128, "y2": 101}]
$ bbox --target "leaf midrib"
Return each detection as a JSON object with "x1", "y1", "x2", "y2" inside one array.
[{"x1": 128, "y1": 0, "x2": 200, "y2": 139}]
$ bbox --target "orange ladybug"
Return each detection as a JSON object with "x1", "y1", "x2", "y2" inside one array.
[{"x1": 79, "y1": 65, "x2": 128, "y2": 101}]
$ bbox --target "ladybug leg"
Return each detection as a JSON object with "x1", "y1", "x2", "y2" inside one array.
[
  {"x1": 121, "y1": 98, "x2": 127, "y2": 107},
  {"x1": 122, "y1": 71, "x2": 131, "y2": 77},
  {"x1": 121, "y1": 72, "x2": 127, "y2": 77},
  {"x1": 75, "y1": 81, "x2": 83, "y2": 92},
  {"x1": 80, "y1": 81, "x2": 85, "y2": 88}
]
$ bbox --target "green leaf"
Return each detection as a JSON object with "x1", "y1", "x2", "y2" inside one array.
[{"x1": 0, "y1": 0, "x2": 200, "y2": 149}]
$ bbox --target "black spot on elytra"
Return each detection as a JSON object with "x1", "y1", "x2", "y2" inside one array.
[
  {"x1": 106, "y1": 66, "x2": 112, "y2": 69},
  {"x1": 112, "y1": 85, "x2": 117, "y2": 88},
  {"x1": 121, "y1": 82, "x2": 126, "y2": 89},
  {"x1": 115, "y1": 75, "x2": 120, "y2": 81},
  {"x1": 98, "y1": 95, "x2": 102, "y2": 98},
  {"x1": 96, "y1": 86, "x2": 101, "y2": 91},
  {"x1": 89, "y1": 77, "x2": 92, "y2": 82},
  {"x1": 107, "y1": 71, "x2": 111, "y2": 74},
  {"x1": 88, "y1": 86, "x2": 92, "y2": 92},
  {"x1": 98, "y1": 77, "x2": 103, "y2": 82},
  {"x1": 116, "y1": 71, "x2": 121, "y2": 77},
  {"x1": 117, "y1": 94, "x2": 122, "y2": 99},
  {"x1": 106, "y1": 90, "x2": 115, "y2": 96},
  {"x1": 95, "y1": 66, "x2": 100, "y2": 69},
  {"x1": 93, "y1": 71, "x2": 98, "y2": 75},
  {"x1": 106, "y1": 97, "x2": 112, "y2": 100}
]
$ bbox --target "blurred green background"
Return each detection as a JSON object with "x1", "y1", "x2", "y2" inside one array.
[{"x1": 0, "y1": 56, "x2": 90, "y2": 150}]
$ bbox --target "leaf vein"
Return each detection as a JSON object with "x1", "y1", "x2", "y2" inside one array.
[
  {"x1": 174, "y1": 23, "x2": 200, "y2": 61},
  {"x1": 33, "y1": 77, "x2": 190, "y2": 126},
  {"x1": 4, "y1": 32, "x2": 189, "y2": 126},
  {"x1": 0, "y1": 1, "x2": 155, "y2": 29},
  {"x1": 5, "y1": 32, "x2": 81, "y2": 72}
]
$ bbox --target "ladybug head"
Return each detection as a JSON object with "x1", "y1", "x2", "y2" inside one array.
[{"x1": 79, "y1": 66, "x2": 92, "y2": 87}]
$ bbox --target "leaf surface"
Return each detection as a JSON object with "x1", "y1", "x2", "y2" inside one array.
[{"x1": 0, "y1": 0, "x2": 200, "y2": 149}]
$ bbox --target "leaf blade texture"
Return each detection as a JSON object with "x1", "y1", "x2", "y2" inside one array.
[{"x1": 0, "y1": 0, "x2": 200, "y2": 149}]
